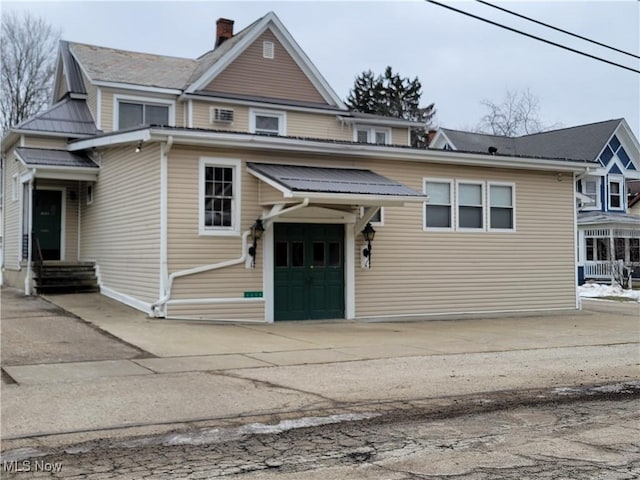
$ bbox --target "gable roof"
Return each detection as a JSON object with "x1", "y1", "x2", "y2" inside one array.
[
  {"x1": 55, "y1": 40, "x2": 87, "y2": 96},
  {"x1": 15, "y1": 98, "x2": 99, "y2": 137},
  {"x1": 439, "y1": 119, "x2": 624, "y2": 162}
]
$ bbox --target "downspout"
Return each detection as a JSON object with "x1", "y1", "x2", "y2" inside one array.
[
  {"x1": 159, "y1": 136, "x2": 173, "y2": 301},
  {"x1": 24, "y1": 173, "x2": 35, "y2": 295},
  {"x1": 0, "y1": 156, "x2": 4, "y2": 285},
  {"x1": 151, "y1": 198, "x2": 310, "y2": 318}
]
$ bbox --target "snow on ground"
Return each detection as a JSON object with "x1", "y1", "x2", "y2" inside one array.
[{"x1": 578, "y1": 282, "x2": 640, "y2": 302}]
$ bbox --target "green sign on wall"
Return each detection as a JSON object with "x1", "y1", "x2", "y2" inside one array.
[{"x1": 244, "y1": 291, "x2": 264, "y2": 298}]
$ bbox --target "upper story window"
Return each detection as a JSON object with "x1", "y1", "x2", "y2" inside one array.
[
  {"x1": 581, "y1": 177, "x2": 601, "y2": 209},
  {"x1": 114, "y1": 95, "x2": 174, "y2": 130},
  {"x1": 488, "y1": 183, "x2": 515, "y2": 230},
  {"x1": 199, "y1": 158, "x2": 241, "y2": 236},
  {"x1": 424, "y1": 180, "x2": 453, "y2": 230},
  {"x1": 608, "y1": 177, "x2": 623, "y2": 210},
  {"x1": 354, "y1": 127, "x2": 391, "y2": 145},
  {"x1": 457, "y1": 181, "x2": 484, "y2": 230},
  {"x1": 250, "y1": 109, "x2": 286, "y2": 136}
]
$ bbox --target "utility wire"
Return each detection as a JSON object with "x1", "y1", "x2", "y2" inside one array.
[
  {"x1": 476, "y1": 0, "x2": 640, "y2": 60},
  {"x1": 425, "y1": 0, "x2": 640, "y2": 74}
]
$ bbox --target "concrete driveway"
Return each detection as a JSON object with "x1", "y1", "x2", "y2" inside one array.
[{"x1": 0, "y1": 288, "x2": 148, "y2": 369}]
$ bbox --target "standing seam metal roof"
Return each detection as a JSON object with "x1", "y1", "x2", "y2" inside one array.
[
  {"x1": 16, "y1": 98, "x2": 99, "y2": 136},
  {"x1": 15, "y1": 147, "x2": 98, "y2": 168},
  {"x1": 248, "y1": 162, "x2": 424, "y2": 197}
]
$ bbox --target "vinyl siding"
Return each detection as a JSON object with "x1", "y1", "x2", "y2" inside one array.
[
  {"x1": 203, "y1": 29, "x2": 328, "y2": 105},
  {"x1": 166, "y1": 146, "x2": 265, "y2": 320},
  {"x1": 287, "y1": 111, "x2": 352, "y2": 140},
  {"x1": 392, "y1": 127, "x2": 410, "y2": 146},
  {"x1": 353, "y1": 161, "x2": 576, "y2": 317},
  {"x1": 192, "y1": 103, "x2": 250, "y2": 131},
  {"x1": 2, "y1": 147, "x2": 28, "y2": 274},
  {"x1": 80, "y1": 144, "x2": 161, "y2": 304}
]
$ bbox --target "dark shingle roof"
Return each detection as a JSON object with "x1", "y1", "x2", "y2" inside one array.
[
  {"x1": 441, "y1": 119, "x2": 623, "y2": 161},
  {"x1": 16, "y1": 98, "x2": 98, "y2": 136},
  {"x1": 248, "y1": 162, "x2": 424, "y2": 197},
  {"x1": 15, "y1": 147, "x2": 98, "y2": 169}
]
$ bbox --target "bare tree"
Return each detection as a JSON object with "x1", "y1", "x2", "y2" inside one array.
[
  {"x1": 476, "y1": 89, "x2": 559, "y2": 137},
  {"x1": 1, "y1": 11, "x2": 60, "y2": 135}
]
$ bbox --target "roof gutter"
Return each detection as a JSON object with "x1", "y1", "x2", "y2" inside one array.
[{"x1": 68, "y1": 127, "x2": 594, "y2": 173}]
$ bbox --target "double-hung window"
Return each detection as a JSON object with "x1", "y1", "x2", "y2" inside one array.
[
  {"x1": 199, "y1": 158, "x2": 241, "y2": 236},
  {"x1": 457, "y1": 182, "x2": 484, "y2": 230},
  {"x1": 424, "y1": 180, "x2": 453, "y2": 230},
  {"x1": 115, "y1": 95, "x2": 173, "y2": 130},
  {"x1": 581, "y1": 177, "x2": 600, "y2": 209},
  {"x1": 608, "y1": 177, "x2": 623, "y2": 210},
  {"x1": 250, "y1": 109, "x2": 286, "y2": 136},
  {"x1": 488, "y1": 183, "x2": 515, "y2": 230},
  {"x1": 354, "y1": 127, "x2": 390, "y2": 145}
]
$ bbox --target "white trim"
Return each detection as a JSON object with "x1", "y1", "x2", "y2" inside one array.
[
  {"x1": 183, "y1": 93, "x2": 345, "y2": 116},
  {"x1": 93, "y1": 80, "x2": 182, "y2": 95},
  {"x1": 166, "y1": 297, "x2": 265, "y2": 306},
  {"x1": 68, "y1": 128, "x2": 593, "y2": 173},
  {"x1": 423, "y1": 178, "x2": 454, "y2": 231},
  {"x1": 360, "y1": 206, "x2": 384, "y2": 226},
  {"x1": 345, "y1": 224, "x2": 355, "y2": 319},
  {"x1": 187, "y1": 100, "x2": 193, "y2": 128},
  {"x1": 159, "y1": 137, "x2": 171, "y2": 298},
  {"x1": 96, "y1": 87, "x2": 102, "y2": 130},
  {"x1": 578, "y1": 175, "x2": 601, "y2": 211},
  {"x1": 353, "y1": 126, "x2": 391, "y2": 145},
  {"x1": 355, "y1": 306, "x2": 578, "y2": 322},
  {"x1": 573, "y1": 173, "x2": 580, "y2": 310},
  {"x1": 198, "y1": 157, "x2": 242, "y2": 236},
  {"x1": 112, "y1": 94, "x2": 176, "y2": 131},
  {"x1": 487, "y1": 181, "x2": 516, "y2": 232},
  {"x1": 101, "y1": 285, "x2": 153, "y2": 315},
  {"x1": 249, "y1": 108, "x2": 287, "y2": 136},
  {"x1": 263, "y1": 215, "x2": 274, "y2": 323},
  {"x1": 456, "y1": 180, "x2": 486, "y2": 232},
  {"x1": 607, "y1": 174, "x2": 624, "y2": 211},
  {"x1": 429, "y1": 130, "x2": 456, "y2": 150},
  {"x1": 35, "y1": 186, "x2": 67, "y2": 261}
]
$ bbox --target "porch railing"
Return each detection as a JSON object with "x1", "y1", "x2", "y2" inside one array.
[{"x1": 583, "y1": 261, "x2": 612, "y2": 279}]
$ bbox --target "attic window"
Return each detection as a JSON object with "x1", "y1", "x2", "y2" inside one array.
[{"x1": 263, "y1": 41, "x2": 274, "y2": 59}]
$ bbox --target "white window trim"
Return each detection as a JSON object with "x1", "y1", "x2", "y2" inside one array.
[
  {"x1": 198, "y1": 157, "x2": 242, "y2": 236},
  {"x1": 607, "y1": 175, "x2": 624, "y2": 211},
  {"x1": 488, "y1": 181, "x2": 516, "y2": 232},
  {"x1": 423, "y1": 178, "x2": 454, "y2": 232},
  {"x1": 353, "y1": 126, "x2": 392, "y2": 145},
  {"x1": 456, "y1": 180, "x2": 486, "y2": 232},
  {"x1": 249, "y1": 108, "x2": 286, "y2": 136},
  {"x1": 580, "y1": 176, "x2": 601, "y2": 211},
  {"x1": 112, "y1": 94, "x2": 176, "y2": 131}
]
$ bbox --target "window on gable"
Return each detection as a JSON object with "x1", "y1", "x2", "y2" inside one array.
[
  {"x1": 457, "y1": 182, "x2": 484, "y2": 230},
  {"x1": 580, "y1": 177, "x2": 601, "y2": 209},
  {"x1": 424, "y1": 180, "x2": 452, "y2": 229},
  {"x1": 354, "y1": 127, "x2": 390, "y2": 145},
  {"x1": 118, "y1": 101, "x2": 170, "y2": 129},
  {"x1": 489, "y1": 183, "x2": 514, "y2": 230},
  {"x1": 199, "y1": 158, "x2": 241, "y2": 235},
  {"x1": 250, "y1": 110, "x2": 285, "y2": 136},
  {"x1": 609, "y1": 179, "x2": 622, "y2": 209}
]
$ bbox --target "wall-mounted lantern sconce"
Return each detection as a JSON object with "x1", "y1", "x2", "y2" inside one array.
[
  {"x1": 248, "y1": 218, "x2": 265, "y2": 268},
  {"x1": 135, "y1": 141, "x2": 142, "y2": 153},
  {"x1": 361, "y1": 222, "x2": 376, "y2": 268}
]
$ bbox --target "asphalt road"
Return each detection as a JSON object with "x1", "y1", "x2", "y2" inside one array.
[{"x1": 1, "y1": 387, "x2": 638, "y2": 479}]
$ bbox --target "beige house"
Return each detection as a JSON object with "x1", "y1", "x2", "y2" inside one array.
[{"x1": 0, "y1": 12, "x2": 593, "y2": 322}]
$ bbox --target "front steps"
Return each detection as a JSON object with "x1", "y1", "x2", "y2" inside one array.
[{"x1": 34, "y1": 262, "x2": 99, "y2": 294}]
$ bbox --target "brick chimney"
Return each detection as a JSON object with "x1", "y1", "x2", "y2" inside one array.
[
  {"x1": 216, "y1": 18, "x2": 234, "y2": 47},
  {"x1": 427, "y1": 129, "x2": 438, "y2": 146}
]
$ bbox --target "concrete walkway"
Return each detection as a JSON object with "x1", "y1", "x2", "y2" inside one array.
[{"x1": 1, "y1": 291, "x2": 638, "y2": 442}]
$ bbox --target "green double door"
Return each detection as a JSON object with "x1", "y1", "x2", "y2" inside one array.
[
  {"x1": 33, "y1": 190, "x2": 62, "y2": 260},
  {"x1": 274, "y1": 224, "x2": 344, "y2": 321}
]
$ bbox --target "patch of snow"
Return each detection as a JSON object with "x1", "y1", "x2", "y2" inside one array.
[
  {"x1": 0, "y1": 447, "x2": 48, "y2": 462},
  {"x1": 588, "y1": 381, "x2": 640, "y2": 394},
  {"x1": 578, "y1": 283, "x2": 640, "y2": 302},
  {"x1": 163, "y1": 412, "x2": 379, "y2": 446}
]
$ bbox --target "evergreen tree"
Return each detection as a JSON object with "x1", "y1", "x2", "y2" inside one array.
[{"x1": 346, "y1": 66, "x2": 436, "y2": 148}]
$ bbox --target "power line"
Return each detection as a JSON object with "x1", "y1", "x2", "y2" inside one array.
[
  {"x1": 476, "y1": 0, "x2": 640, "y2": 60},
  {"x1": 425, "y1": 0, "x2": 640, "y2": 74}
]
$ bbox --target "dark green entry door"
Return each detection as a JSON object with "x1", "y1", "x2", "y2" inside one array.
[
  {"x1": 33, "y1": 190, "x2": 62, "y2": 260},
  {"x1": 274, "y1": 223, "x2": 344, "y2": 321}
]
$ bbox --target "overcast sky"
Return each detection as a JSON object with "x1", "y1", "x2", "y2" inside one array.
[{"x1": 3, "y1": 0, "x2": 639, "y2": 136}]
